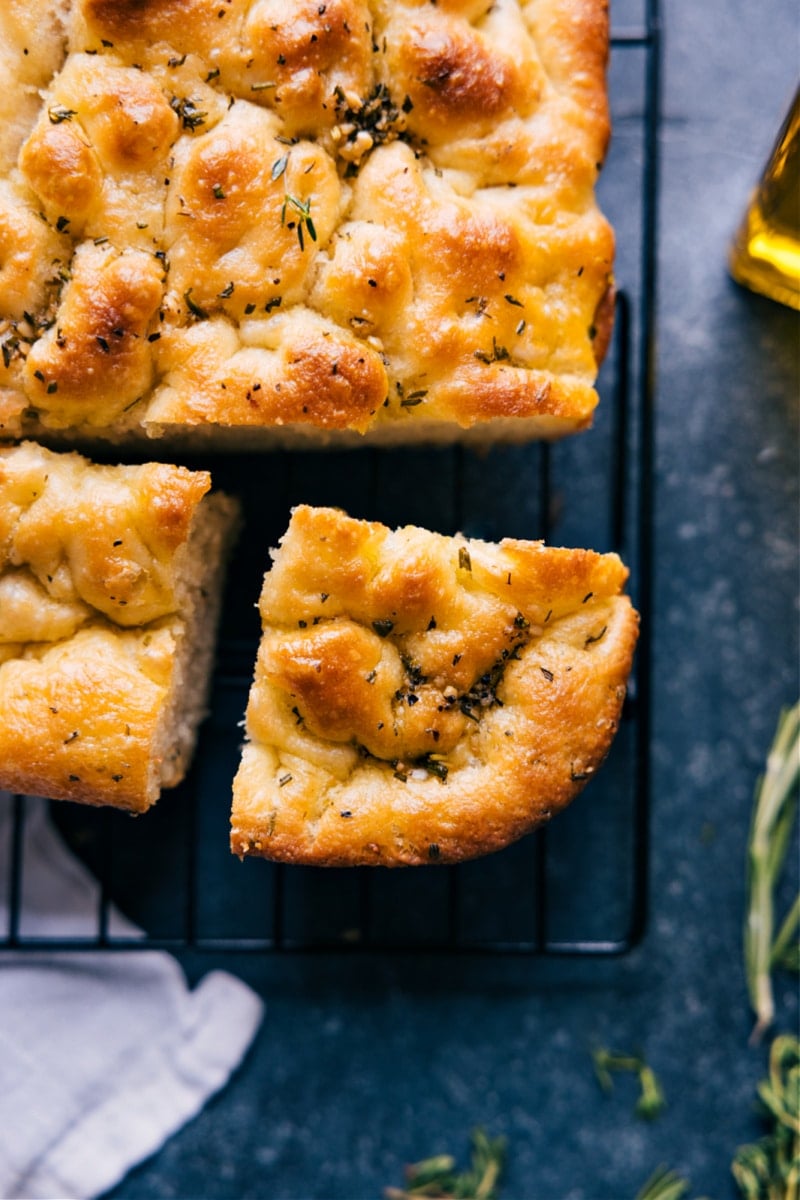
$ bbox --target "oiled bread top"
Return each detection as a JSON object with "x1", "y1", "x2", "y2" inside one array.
[
  {"x1": 231, "y1": 505, "x2": 639, "y2": 866},
  {"x1": 0, "y1": 440, "x2": 213, "y2": 809},
  {"x1": 0, "y1": 440, "x2": 210, "y2": 653},
  {"x1": 0, "y1": 0, "x2": 612, "y2": 440}
]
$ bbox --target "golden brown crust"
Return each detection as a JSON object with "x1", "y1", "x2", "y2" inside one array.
[
  {"x1": 526, "y1": 0, "x2": 611, "y2": 162},
  {"x1": 383, "y1": 14, "x2": 532, "y2": 142},
  {"x1": 231, "y1": 505, "x2": 639, "y2": 866},
  {"x1": 0, "y1": 182, "x2": 71, "y2": 324},
  {"x1": 150, "y1": 312, "x2": 388, "y2": 431},
  {"x1": 23, "y1": 243, "x2": 164, "y2": 428},
  {"x1": 1, "y1": 0, "x2": 613, "y2": 446},
  {"x1": 0, "y1": 441, "x2": 233, "y2": 812},
  {"x1": 0, "y1": 624, "x2": 178, "y2": 812},
  {"x1": 591, "y1": 279, "x2": 616, "y2": 367}
]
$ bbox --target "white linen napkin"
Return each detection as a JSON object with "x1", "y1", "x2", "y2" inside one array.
[{"x1": 0, "y1": 793, "x2": 264, "y2": 1200}]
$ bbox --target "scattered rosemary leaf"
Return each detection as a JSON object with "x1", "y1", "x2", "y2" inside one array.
[
  {"x1": 48, "y1": 105, "x2": 77, "y2": 124},
  {"x1": 271, "y1": 153, "x2": 289, "y2": 181},
  {"x1": 169, "y1": 95, "x2": 207, "y2": 130},
  {"x1": 424, "y1": 759, "x2": 449, "y2": 782},
  {"x1": 281, "y1": 192, "x2": 316, "y2": 250},
  {"x1": 385, "y1": 1128, "x2": 506, "y2": 1200},
  {"x1": 744, "y1": 701, "x2": 800, "y2": 1043},
  {"x1": 474, "y1": 337, "x2": 511, "y2": 365},
  {"x1": 400, "y1": 389, "x2": 427, "y2": 407},
  {"x1": 636, "y1": 1063, "x2": 668, "y2": 1121},
  {"x1": 592, "y1": 1048, "x2": 666, "y2": 1121},
  {"x1": 184, "y1": 289, "x2": 209, "y2": 320},
  {"x1": 592, "y1": 1047, "x2": 637, "y2": 1093},
  {"x1": 634, "y1": 1165, "x2": 692, "y2": 1200}
]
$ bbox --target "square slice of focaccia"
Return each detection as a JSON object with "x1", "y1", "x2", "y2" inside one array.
[
  {"x1": 1, "y1": 0, "x2": 613, "y2": 448},
  {"x1": 231, "y1": 505, "x2": 638, "y2": 866},
  {"x1": 0, "y1": 441, "x2": 238, "y2": 811}
]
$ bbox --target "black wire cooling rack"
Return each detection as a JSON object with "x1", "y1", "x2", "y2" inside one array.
[{"x1": 1, "y1": 2, "x2": 660, "y2": 957}]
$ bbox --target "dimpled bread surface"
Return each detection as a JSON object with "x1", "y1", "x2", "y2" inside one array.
[
  {"x1": 231, "y1": 506, "x2": 639, "y2": 866},
  {"x1": 1, "y1": 0, "x2": 613, "y2": 447},
  {"x1": 0, "y1": 441, "x2": 237, "y2": 811}
]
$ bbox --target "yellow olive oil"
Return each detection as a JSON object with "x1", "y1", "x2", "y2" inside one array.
[{"x1": 730, "y1": 86, "x2": 800, "y2": 310}]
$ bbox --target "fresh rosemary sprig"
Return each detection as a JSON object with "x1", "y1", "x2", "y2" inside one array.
[
  {"x1": 744, "y1": 701, "x2": 800, "y2": 1044},
  {"x1": 771, "y1": 893, "x2": 800, "y2": 973},
  {"x1": 384, "y1": 1128, "x2": 506, "y2": 1200},
  {"x1": 592, "y1": 1048, "x2": 666, "y2": 1120},
  {"x1": 731, "y1": 1033, "x2": 800, "y2": 1199}
]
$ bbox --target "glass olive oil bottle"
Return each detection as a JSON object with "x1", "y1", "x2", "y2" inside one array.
[{"x1": 730, "y1": 86, "x2": 800, "y2": 311}]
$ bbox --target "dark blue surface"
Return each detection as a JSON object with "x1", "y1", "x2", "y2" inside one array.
[{"x1": 105, "y1": 2, "x2": 800, "y2": 1197}]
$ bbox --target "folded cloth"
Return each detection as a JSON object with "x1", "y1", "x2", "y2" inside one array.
[{"x1": 0, "y1": 794, "x2": 264, "y2": 1200}]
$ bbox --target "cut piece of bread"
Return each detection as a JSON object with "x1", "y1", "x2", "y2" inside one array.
[
  {"x1": 231, "y1": 505, "x2": 639, "y2": 866},
  {"x1": 0, "y1": 441, "x2": 238, "y2": 811},
  {"x1": 1, "y1": 0, "x2": 613, "y2": 448}
]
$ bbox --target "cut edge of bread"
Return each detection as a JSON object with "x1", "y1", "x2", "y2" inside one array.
[
  {"x1": 148, "y1": 489, "x2": 240, "y2": 801},
  {"x1": 4, "y1": 408, "x2": 596, "y2": 455}
]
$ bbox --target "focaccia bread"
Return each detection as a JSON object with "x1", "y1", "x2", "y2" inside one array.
[
  {"x1": 0, "y1": 441, "x2": 238, "y2": 811},
  {"x1": 1, "y1": 0, "x2": 613, "y2": 448},
  {"x1": 231, "y1": 505, "x2": 638, "y2": 866}
]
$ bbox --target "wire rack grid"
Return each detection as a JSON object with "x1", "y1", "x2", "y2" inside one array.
[{"x1": 1, "y1": 1, "x2": 661, "y2": 958}]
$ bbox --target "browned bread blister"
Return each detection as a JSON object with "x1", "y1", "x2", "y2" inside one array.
[
  {"x1": 231, "y1": 506, "x2": 638, "y2": 866},
  {"x1": 1, "y1": 0, "x2": 613, "y2": 447}
]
